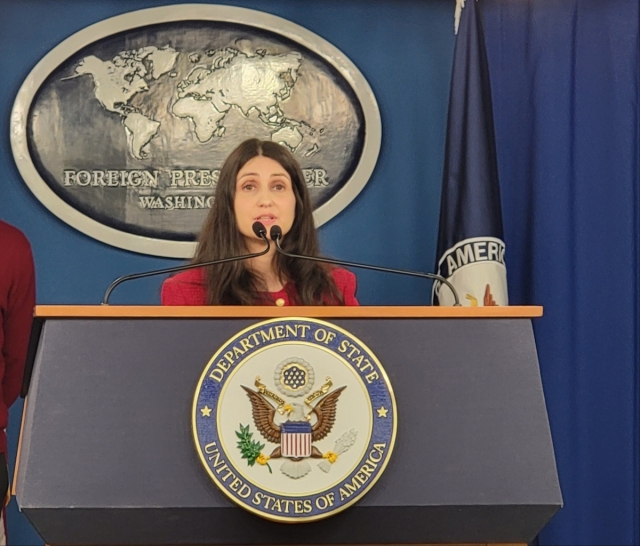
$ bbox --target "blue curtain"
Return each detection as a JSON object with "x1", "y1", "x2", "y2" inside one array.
[{"x1": 484, "y1": 0, "x2": 640, "y2": 544}]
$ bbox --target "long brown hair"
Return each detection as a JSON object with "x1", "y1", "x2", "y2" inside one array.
[{"x1": 193, "y1": 138, "x2": 343, "y2": 305}]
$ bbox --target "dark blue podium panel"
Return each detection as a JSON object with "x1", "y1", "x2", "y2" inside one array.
[{"x1": 16, "y1": 316, "x2": 561, "y2": 545}]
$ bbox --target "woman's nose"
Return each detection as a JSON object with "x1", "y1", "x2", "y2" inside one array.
[{"x1": 257, "y1": 187, "x2": 273, "y2": 206}]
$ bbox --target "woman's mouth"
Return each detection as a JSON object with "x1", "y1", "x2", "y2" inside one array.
[{"x1": 254, "y1": 215, "x2": 277, "y2": 225}]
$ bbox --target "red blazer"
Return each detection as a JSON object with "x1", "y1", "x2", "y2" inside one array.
[
  {"x1": 161, "y1": 267, "x2": 359, "y2": 306},
  {"x1": 0, "y1": 221, "x2": 35, "y2": 454}
]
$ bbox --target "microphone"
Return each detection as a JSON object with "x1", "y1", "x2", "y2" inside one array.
[
  {"x1": 102, "y1": 222, "x2": 270, "y2": 305},
  {"x1": 269, "y1": 225, "x2": 461, "y2": 306}
]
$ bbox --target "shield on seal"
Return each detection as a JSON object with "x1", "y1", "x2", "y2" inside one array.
[{"x1": 280, "y1": 421, "x2": 312, "y2": 457}]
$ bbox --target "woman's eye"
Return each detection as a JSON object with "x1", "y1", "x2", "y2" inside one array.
[{"x1": 242, "y1": 183, "x2": 255, "y2": 191}]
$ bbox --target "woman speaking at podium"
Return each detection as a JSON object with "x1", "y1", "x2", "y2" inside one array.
[{"x1": 161, "y1": 139, "x2": 358, "y2": 306}]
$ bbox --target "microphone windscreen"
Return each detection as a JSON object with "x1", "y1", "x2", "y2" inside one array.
[
  {"x1": 252, "y1": 221, "x2": 267, "y2": 238},
  {"x1": 270, "y1": 225, "x2": 283, "y2": 241}
]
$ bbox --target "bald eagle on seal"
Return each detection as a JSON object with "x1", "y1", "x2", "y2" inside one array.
[{"x1": 241, "y1": 385, "x2": 345, "y2": 478}]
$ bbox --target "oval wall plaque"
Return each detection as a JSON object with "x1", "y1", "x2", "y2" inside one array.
[{"x1": 11, "y1": 4, "x2": 381, "y2": 257}]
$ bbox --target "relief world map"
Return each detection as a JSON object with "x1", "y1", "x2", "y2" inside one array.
[
  {"x1": 27, "y1": 23, "x2": 365, "y2": 243},
  {"x1": 70, "y1": 46, "x2": 322, "y2": 161}
]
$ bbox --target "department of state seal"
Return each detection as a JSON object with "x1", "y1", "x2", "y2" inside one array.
[{"x1": 193, "y1": 318, "x2": 397, "y2": 522}]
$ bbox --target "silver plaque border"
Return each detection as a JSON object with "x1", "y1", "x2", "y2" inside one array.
[{"x1": 10, "y1": 4, "x2": 381, "y2": 258}]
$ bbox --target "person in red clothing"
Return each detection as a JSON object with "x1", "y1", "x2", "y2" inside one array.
[
  {"x1": 0, "y1": 220, "x2": 35, "y2": 544},
  {"x1": 162, "y1": 139, "x2": 358, "y2": 306}
]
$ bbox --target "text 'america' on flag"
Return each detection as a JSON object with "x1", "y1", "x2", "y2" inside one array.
[{"x1": 433, "y1": 0, "x2": 508, "y2": 307}]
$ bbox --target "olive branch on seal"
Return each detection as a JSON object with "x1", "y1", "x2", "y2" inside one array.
[{"x1": 236, "y1": 424, "x2": 272, "y2": 473}]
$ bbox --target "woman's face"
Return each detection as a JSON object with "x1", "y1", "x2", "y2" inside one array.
[{"x1": 234, "y1": 155, "x2": 297, "y2": 248}]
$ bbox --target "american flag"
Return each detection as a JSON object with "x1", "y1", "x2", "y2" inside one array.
[{"x1": 281, "y1": 421, "x2": 312, "y2": 457}]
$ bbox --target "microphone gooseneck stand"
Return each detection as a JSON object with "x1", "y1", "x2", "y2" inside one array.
[
  {"x1": 269, "y1": 225, "x2": 461, "y2": 306},
  {"x1": 101, "y1": 222, "x2": 270, "y2": 305}
]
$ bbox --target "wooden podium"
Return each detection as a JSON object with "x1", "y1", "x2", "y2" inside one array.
[{"x1": 15, "y1": 305, "x2": 561, "y2": 545}]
